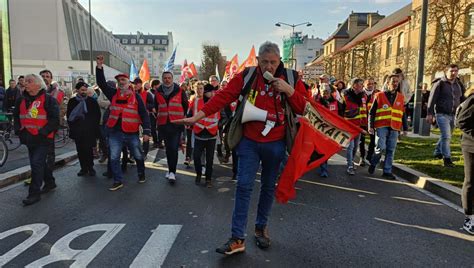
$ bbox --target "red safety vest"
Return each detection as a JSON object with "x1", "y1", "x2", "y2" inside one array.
[
  {"x1": 343, "y1": 94, "x2": 367, "y2": 127},
  {"x1": 19, "y1": 94, "x2": 54, "y2": 139},
  {"x1": 139, "y1": 90, "x2": 149, "y2": 105},
  {"x1": 51, "y1": 88, "x2": 65, "y2": 105},
  {"x1": 156, "y1": 88, "x2": 185, "y2": 126},
  {"x1": 106, "y1": 90, "x2": 141, "y2": 133},
  {"x1": 192, "y1": 98, "x2": 220, "y2": 136},
  {"x1": 374, "y1": 91, "x2": 405, "y2": 131}
]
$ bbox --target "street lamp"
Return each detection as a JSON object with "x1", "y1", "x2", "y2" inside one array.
[
  {"x1": 275, "y1": 21, "x2": 312, "y2": 70},
  {"x1": 89, "y1": 0, "x2": 93, "y2": 76}
]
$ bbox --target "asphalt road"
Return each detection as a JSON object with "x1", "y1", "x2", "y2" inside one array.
[{"x1": 0, "y1": 149, "x2": 473, "y2": 267}]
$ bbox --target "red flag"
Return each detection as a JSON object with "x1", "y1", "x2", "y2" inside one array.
[
  {"x1": 237, "y1": 46, "x2": 257, "y2": 73},
  {"x1": 188, "y1": 62, "x2": 198, "y2": 78},
  {"x1": 139, "y1": 59, "x2": 150, "y2": 82},
  {"x1": 275, "y1": 100, "x2": 363, "y2": 203},
  {"x1": 180, "y1": 60, "x2": 188, "y2": 83},
  {"x1": 223, "y1": 54, "x2": 239, "y2": 81}
]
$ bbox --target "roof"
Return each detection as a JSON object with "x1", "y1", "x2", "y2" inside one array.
[
  {"x1": 322, "y1": 12, "x2": 378, "y2": 45},
  {"x1": 306, "y1": 55, "x2": 325, "y2": 67},
  {"x1": 114, "y1": 33, "x2": 169, "y2": 45},
  {"x1": 338, "y1": 4, "x2": 412, "y2": 52}
]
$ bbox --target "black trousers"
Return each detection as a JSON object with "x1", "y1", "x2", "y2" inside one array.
[
  {"x1": 75, "y1": 140, "x2": 94, "y2": 171},
  {"x1": 186, "y1": 128, "x2": 193, "y2": 159},
  {"x1": 193, "y1": 139, "x2": 216, "y2": 180},
  {"x1": 150, "y1": 113, "x2": 158, "y2": 143},
  {"x1": 462, "y1": 149, "x2": 474, "y2": 215},
  {"x1": 359, "y1": 133, "x2": 376, "y2": 161},
  {"x1": 161, "y1": 124, "x2": 181, "y2": 173},
  {"x1": 27, "y1": 144, "x2": 54, "y2": 196},
  {"x1": 46, "y1": 140, "x2": 55, "y2": 181}
]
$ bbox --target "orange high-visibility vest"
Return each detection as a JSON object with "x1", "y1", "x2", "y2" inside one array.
[
  {"x1": 374, "y1": 91, "x2": 404, "y2": 131},
  {"x1": 106, "y1": 91, "x2": 141, "y2": 133},
  {"x1": 192, "y1": 98, "x2": 220, "y2": 136},
  {"x1": 139, "y1": 90, "x2": 149, "y2": 106},
  {"x1": 156, "y1": 88, "x2": 185, "y2": 125},
  {"x1": 19, "y1": 94, "x2": 54, "y2": 139},
  {"x1": 343, "y1": 94, "x2": 367, "y2": 127},
  {"x1": 51, "y1": 88, "x2": 65, "y2": 105}
]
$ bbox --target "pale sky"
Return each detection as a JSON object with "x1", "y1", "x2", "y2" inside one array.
[{"x1": 78, "y1": 0, "x2": 411, "y2": 65}]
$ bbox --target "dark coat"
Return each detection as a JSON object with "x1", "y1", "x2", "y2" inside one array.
[
  {"x1": 456, "y1": 93, "x2": 474, "y2": 153},
  {"x1": 428, "y1": 76, "x2": 465, "y2": 116},
  {"x1": 66, "y1": 96, "x2": 101, "y2": 145}
]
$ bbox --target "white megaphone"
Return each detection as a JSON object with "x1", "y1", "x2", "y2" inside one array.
[{"x1": 241, "y1": 101, "x2": 268, "y2": 123}]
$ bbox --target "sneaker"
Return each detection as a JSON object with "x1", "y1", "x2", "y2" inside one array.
[
  {"x1": 98, "y1": 155, "x2": 107, "y2": 163},
  {"x1": 434, "y1": 153, "x2": 443, "y2": 159},
  {"x1": 358, "y1": 158, "x2": 366, "y2": 167},
  {"x1": 165, "y1": 171, "x2": 170, "y2": 179},
  {"x1": 184, "y1": 157, "x2": 191, "y2": 166},
  {"x1": 320, "y1": 171, "x2": 328, "y2": 178},
  {"x1": 368, "y1": 165, "x2": 375, "y2": 175},
  {"x1": 195, "y1": 175, "x2": 201, "y2": 185},
  {"x1": 443, "y1": 158, "x2": 455, "y2": 168},
  {"x1": 346, "y1": 167, "x2": 355, "y2": 175},
  {"x1": 206, "y1": 180, "x2": 213, "y2": 188},
  {"x1": 109, "y1": 182, "x2": 123, "y2": 191},
  {"x1": 255, "y1": 227, "x2": 271, "y2": 249},
  {"x1": 382, "y1": 172, "x2": 396, "y2": 180},
  {"x1": 88, "y1": 168, "x2": 96, "y2": 176},
  {"x1": 22, "y1": 194, "x2": 41, "y2": 206},
  {"x1": 138, "y1": 175, "x2": 146, "y2": 184},
  {"x1": 127, "y1": 158, "x2": 135, "y2": 164},
  {"x1": 463, "y1": 218, "x2": 474, "y2": 235},
  {"x1": 77, "y1": 169, "x2": 88, "y2": 176},
  {"x1": 168, "y1": 172, "x2": 176, "y2": 184},
  {"x1": 41, "y1": 183, "x2": 57, "y2": 194},
  {"x1": 216, "y1": 237, "x2": 245, "y2": 255},
  {"x1": 24, "y1": 178, "x2": 32, "y2": 186}
]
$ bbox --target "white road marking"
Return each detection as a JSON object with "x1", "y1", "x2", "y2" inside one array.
[
  {"x1": 26, "y1": 224, "x2": 125, "y2": 268},
  {"x1": 0, "y1": 224, "x2": 49, "y2": 266},
  {"x1": 130, "y1": 225, "x2": 182, "y2": 268}
]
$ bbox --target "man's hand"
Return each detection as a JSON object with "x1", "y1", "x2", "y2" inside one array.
[
  {"x1": 369, "y1": 128, "x2": 375, "y2": 135},
  {"x1": 96, "y1": 55, "x2": 104, "y2": 69},
  {"x1": 172, "y1": 111, "x2": 206, "y2": 125},
  {"x1": 426, "y1": 115, "x2": 433, "y2": 123},
  {"x1": 143, "y1": 135, "x2": 150, "y2": 142},
  {"x1": 271, "y1": 78, "x2": 294, "y2": 97}
]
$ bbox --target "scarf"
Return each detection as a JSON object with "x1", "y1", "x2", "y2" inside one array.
[{"x1": 68, "y1": 95, "x2": 88, "y2": 122}]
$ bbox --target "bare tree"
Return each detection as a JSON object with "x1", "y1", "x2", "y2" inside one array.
[{"x1": 426, "y1": 0, "x2": 474, "y2": 73}]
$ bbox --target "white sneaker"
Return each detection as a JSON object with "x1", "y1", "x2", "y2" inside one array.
[
  {"x1": 165, "y1": 172, "x2": 170, "y2": 179},
  {"x1": 168, "y1": 172, "x2": 176, "y2": 183},
  {"x1": 463, "y1": 218, "x2": 474, "y2": 235}
]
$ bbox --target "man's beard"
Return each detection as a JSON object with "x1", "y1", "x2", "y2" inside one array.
[{"x1": 119, "y1": 83, "x2": 132, "y2": 95}]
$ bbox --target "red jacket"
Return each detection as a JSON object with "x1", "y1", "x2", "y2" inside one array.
[{"x1": 201, "y1": 67, "x2": 307, "y2": 142}]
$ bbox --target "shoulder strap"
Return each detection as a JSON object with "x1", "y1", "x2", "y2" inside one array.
[
  {"x1": 285, "y1": 68, "x2": 297, "y2": 88},
  {"x1": 238, "y1": 66, "x2": 257, "y2": 102}
]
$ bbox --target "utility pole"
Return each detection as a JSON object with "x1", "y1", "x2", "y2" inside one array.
[
  {"x1": 275, "y1": 22, "x2": 312, "y2": 70},
  {"x1": 413, "y1": 0, "x2": 428, "y2": 135},
  {"x1": 89, "y1": 0, "x2": 93, "y2": 76}
]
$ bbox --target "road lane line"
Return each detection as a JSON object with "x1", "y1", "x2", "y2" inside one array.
[{"x1": 130, "y1": 225, "x2": 182, "y2": 268}]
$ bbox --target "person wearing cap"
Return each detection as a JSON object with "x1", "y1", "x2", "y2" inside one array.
[
  {"x1": 155, "y1": 71, "x2": 188, "y2": 183},
  {"x1": 134, "y1": 79, "x2": 155, "y2": 157},
  {"x1": 188, "y1": 82, "x2": 220, "y2": 187},
  {"x1": 66, "y1": 82, "x2": 101, "y2": 176},
  {"x1": 340, "y1": 78, "x2": 367, "y2": 175},
  {"x1": 95, "y1": 55, "x2": 151, "y2": 191}
]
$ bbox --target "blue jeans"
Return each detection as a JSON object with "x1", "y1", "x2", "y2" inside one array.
[
  {"x1": 370, "y1": 127, "x2": 399, "y2": 174},
  {"x1": 108, "y1": 129, "x2": 145, "y2": 182},
  {"x1": 434, "y1": 113, "x2": 454, "y2": 158},
  {"x1": 346, "y1": 134, "x2": 360, "y2": 167},
  {"x1": 319, "y1": 161, "x2": 328, "y2": 175},
  {"x1": 27, "y1": 144, "x2": 53, "y2": 195},
  {"x1": 232, "y1": 137, "x2": 286, "y2": 239}
]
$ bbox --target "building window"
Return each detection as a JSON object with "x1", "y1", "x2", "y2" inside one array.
[
  {"x1": 385, "y1": 37, "x2": 392, "y2": 59},
  {"x1": 131, "y1": 39, "x2": 136, "y2": 44},
  {"x1": 139, "y1": 47, "x2": 144, "y2": 52},
  {"x1": 397, "y1": 32, "x2": 404, "y2": 56},
  {"x1": 122, "y1": 39, "x2": 128, "y2": 44},
  {"x1": 131, "y1": 46, "x2": 136, "y2": 51},
  {"x1": 162, "y1": 39, "x2": 167, "y2": 45},
  {"x1": 147, "y1": 39, "x2": 153, "y2": 44},
  {"x1": 465, "y1": 5, "x2": 474, "y2": 37},
  {"x1": 139, "y1": 39, "x2": 144, "y2": 44},
  {"x1": 154, "y1": 39, "x2": 160, "y2": 44}
]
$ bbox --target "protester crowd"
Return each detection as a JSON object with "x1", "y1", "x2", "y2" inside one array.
[{"x1": 2, "y1": 41, "x2": 473, "y2": 254}]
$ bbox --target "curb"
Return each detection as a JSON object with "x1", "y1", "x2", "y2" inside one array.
[
  {"x1": 0, "y1": 151, "x2": 78, "y2": 189},
  {"x1": 391, "y1": 163, "x2": 461, "y2": 207}
]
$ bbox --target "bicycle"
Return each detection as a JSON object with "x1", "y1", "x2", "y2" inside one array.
[
  {"x1": 0, "y1": 112, "x2": 23, "y2": 167},
  {"x1": 54, "y1": 124, "x2": 71, "y2": 148}
]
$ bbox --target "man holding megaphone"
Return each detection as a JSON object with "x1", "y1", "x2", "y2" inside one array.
[{"x1": 173, "y1": 41, "x2": 308, "y2": 256}]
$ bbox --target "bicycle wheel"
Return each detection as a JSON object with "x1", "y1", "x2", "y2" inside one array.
[
  {"x1": 6, "y1": 134, "x2": 22, "y2": 151},
  {"x1": 54, "y1": 128, "x2": 69, "y2": 148},
  {"x1": 0, "y1": 139, "x2": 8, "y2": 167}
]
